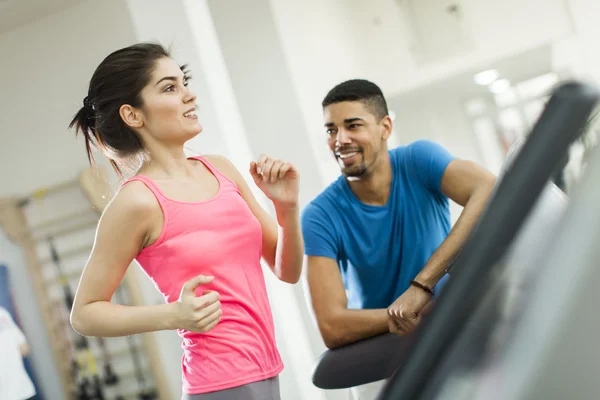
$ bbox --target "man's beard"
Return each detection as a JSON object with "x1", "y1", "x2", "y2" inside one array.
[
  {"x1": 336, "y1": 147, "x2": 368, "y2": 178},
  {"x1": 342, "y1": 162, "x2": 368, "y2": 178}
]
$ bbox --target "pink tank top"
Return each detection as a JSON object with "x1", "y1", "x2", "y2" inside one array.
[{"x1": 122, "y1": 156, "x2": 283, "y2": 394}]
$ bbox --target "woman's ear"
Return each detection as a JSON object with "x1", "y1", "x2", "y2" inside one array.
[{"x1": 119, "y1": 104, "x2": 144, "y2": 129}]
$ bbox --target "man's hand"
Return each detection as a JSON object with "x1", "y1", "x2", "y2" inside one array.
[{"x1": 387, "y1": 285, "x2": 432, "y2": 336}]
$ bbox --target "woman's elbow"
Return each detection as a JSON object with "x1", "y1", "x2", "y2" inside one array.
[
  {"x1": 70, "y1": 309, "x2": 84, "y2": 335},
  {"x1": 70, "y1": 306, "x2": 93, "y2": 336},
  {"x1": 278, "y1": 269, "x2": 302, "y2": 284}
]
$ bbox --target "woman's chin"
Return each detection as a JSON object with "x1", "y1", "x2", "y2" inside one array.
[
  {"x1": 163, "y1": 125, "x2": 204, "y2": 144},
  {"x1": 193, "y1": 125, "x2": 203, "y2": 135},
  {"x1": 190, "y1": 120, "x2": 203, "y2": 132},
  {"x1": 186, "y1": 125, "x2": 204, "y2": 138}
]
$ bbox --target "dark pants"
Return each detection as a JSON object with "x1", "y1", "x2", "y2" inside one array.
[
  {"x1": 182, "y1": 376, "x2": 280, "y2": 400},
  {"x1": 312, "y1": 333, "x2": 414, "y2": 389}
]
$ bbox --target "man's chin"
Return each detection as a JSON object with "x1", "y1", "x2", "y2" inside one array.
[{"x1": 341, "y1": 164, "x2": 367, "y2": 178}]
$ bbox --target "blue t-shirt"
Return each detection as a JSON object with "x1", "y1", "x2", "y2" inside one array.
[{"x1": 301, "y1": 140, "x2": 454, "y2": 309}]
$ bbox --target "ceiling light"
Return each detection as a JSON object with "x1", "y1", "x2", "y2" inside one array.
[
  {"x1": 473, "y1": 69, "x2": 499, "y2": 86},
  {"x1": 489, "y1": 79, "x2": 511, "y2": 94}
]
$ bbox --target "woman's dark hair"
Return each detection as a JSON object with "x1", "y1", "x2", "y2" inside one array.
[{"x1": 69, "y1": 42, "x2": 174, "y2": 176}]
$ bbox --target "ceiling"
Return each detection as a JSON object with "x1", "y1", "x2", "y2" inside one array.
[
  {"x1": 388, "y1": 44, "x2": 555, "y2": 103},
  {"x1": 0, "y1": 0, "x2": 84, "y2": 35}
]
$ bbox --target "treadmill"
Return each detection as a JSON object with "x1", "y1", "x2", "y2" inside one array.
[{"x1": 376, "y1": 81, "x2": 600, "y2": 400}]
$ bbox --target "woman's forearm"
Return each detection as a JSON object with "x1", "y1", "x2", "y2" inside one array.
[
  {"x1": 273, "y1": 205, "x2": 304, "y2": 284},
  {"x1": 71, "y1": 301, "x2": 178, "y2": 337}
]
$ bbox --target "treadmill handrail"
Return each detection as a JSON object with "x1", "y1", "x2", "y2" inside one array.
[{"x1": 378, "y1": 81, "x2": 600, "y2": 400}]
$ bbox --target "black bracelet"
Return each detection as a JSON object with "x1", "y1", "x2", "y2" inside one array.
[{"x1": 410, "y1": 280, "x2": 434, "y2": 296}]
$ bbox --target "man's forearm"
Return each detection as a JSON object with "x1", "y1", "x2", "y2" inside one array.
[
  {"x1": 416, "y1": 185, "x2": 494, "y2": 288},
  {"x1": 321, "y1": 308, "x2": 389, "y2": 349}
]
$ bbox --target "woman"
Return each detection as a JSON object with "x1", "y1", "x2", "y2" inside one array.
[{"x1": 68, "y1": 42, "x2": 303, "y2": 400}]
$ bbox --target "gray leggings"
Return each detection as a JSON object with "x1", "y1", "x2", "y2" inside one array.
[{"x1": 182, "y1": 376, "x2": 280, "y2": 400}]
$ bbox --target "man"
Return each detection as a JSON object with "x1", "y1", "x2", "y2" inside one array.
[
  {"x1": 301, "y1": 79, "x2": 496, "y2": 398},
  {"x1": 0, "y1": 306, "x2": 36, "y2": 400}
]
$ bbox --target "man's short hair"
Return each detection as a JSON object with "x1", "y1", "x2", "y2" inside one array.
[{"x1": 322, "y1": 79, "x2": 389, "y2": 121}]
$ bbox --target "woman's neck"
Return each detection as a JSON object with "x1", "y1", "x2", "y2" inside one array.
[{"x1": 140, "y1": 145, "x2": 193, "y2": 179}]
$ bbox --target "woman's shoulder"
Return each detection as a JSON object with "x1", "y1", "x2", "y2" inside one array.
[
  {"x1": 201, "y1": 154, "x2": 234, "y2": 169},
  {"x1": 103, "y1": 179, "x2": 160, "y2": 221},
  {"x1": 201, "y1": 154, "x2": 242, "y2": 184}
]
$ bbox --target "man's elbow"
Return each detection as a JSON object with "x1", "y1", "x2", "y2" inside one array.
[
  {"x1": 323, "y1": 334, "x2": 346, "y2": 349},
  {"x1": 319, "y1": 319, "x2": 348, "y2": 349},
  {"x1": 464, "y1": 175, "x2": 496, "y2": 207},
  {"x1": 480, "y1": 174, "x2": 497, "y2": 193}
]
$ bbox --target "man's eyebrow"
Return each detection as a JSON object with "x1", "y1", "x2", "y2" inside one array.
[
  {"x1": 324, "y1": 117, "x2": 365, "y2": 127},
  {"x1": 344, "y1": 117, "x2": 365, "y2": 124}
]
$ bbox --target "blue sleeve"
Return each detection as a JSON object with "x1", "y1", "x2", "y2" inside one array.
[
  {"x1": 407, "y1": 140, "x2": 455, "y2": 192},
  {"x1": 301, "y1": 203, "x2": 338, "y2": 260}
]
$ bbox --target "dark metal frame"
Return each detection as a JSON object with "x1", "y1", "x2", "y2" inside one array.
[{"x1": 377, "y1": 81, "x2": 600, "y2": 400}]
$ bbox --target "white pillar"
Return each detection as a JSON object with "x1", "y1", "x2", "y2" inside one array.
[
  {"x1": 267, "y1": 0, "x2": 369, "y2": 185},
  {"x1": 194, "y1": 1, "x2": 335, "y2": 399}
]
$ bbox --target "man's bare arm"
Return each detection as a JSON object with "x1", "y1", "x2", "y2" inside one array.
[
  {"x1": 388, "y1": 159, "x2": 496, "y2": 335},
  {"x1": 415, "y1": 159, "x2": 496, "y2": 288},
  {"x1": 306, "y1": 255, "x2": 389, "y2": 349}
]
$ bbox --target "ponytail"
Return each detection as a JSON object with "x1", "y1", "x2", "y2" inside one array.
[
  {"x1": 69, "y1": 96, "x2": 125, "y2": 177},
  {"x1": 69, "y1": 96, "x2": 99, "y2": 167}
]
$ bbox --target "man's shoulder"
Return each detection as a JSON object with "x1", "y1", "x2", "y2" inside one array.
[
  {"x1": 391, "y1": 140, "x2": 453, "y2": 179},
  {"x1": 388, "y1": 143, "x2": 411, "y2": 165},
  {"x1": 389, "y1": 139, "x2": 443, "y2": 158},
  {"x1": 401, "y1": 139, "x2": 453, "y2": 163}
]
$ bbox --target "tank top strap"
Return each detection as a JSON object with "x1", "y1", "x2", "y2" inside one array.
[
  {"x1": 120, "y1": 175, "x2": 170, "y2": 252},
  {"x1": 121, "y1": 175, "x2": 169, "y2": 205},
  {"x1": 189, "y1": 155, "x2": 238, "y2": 189}
]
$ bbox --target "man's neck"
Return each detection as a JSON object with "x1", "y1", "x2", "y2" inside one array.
[{"x1": 346, "y1": 154, "x2": 393, "y2": 206}]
